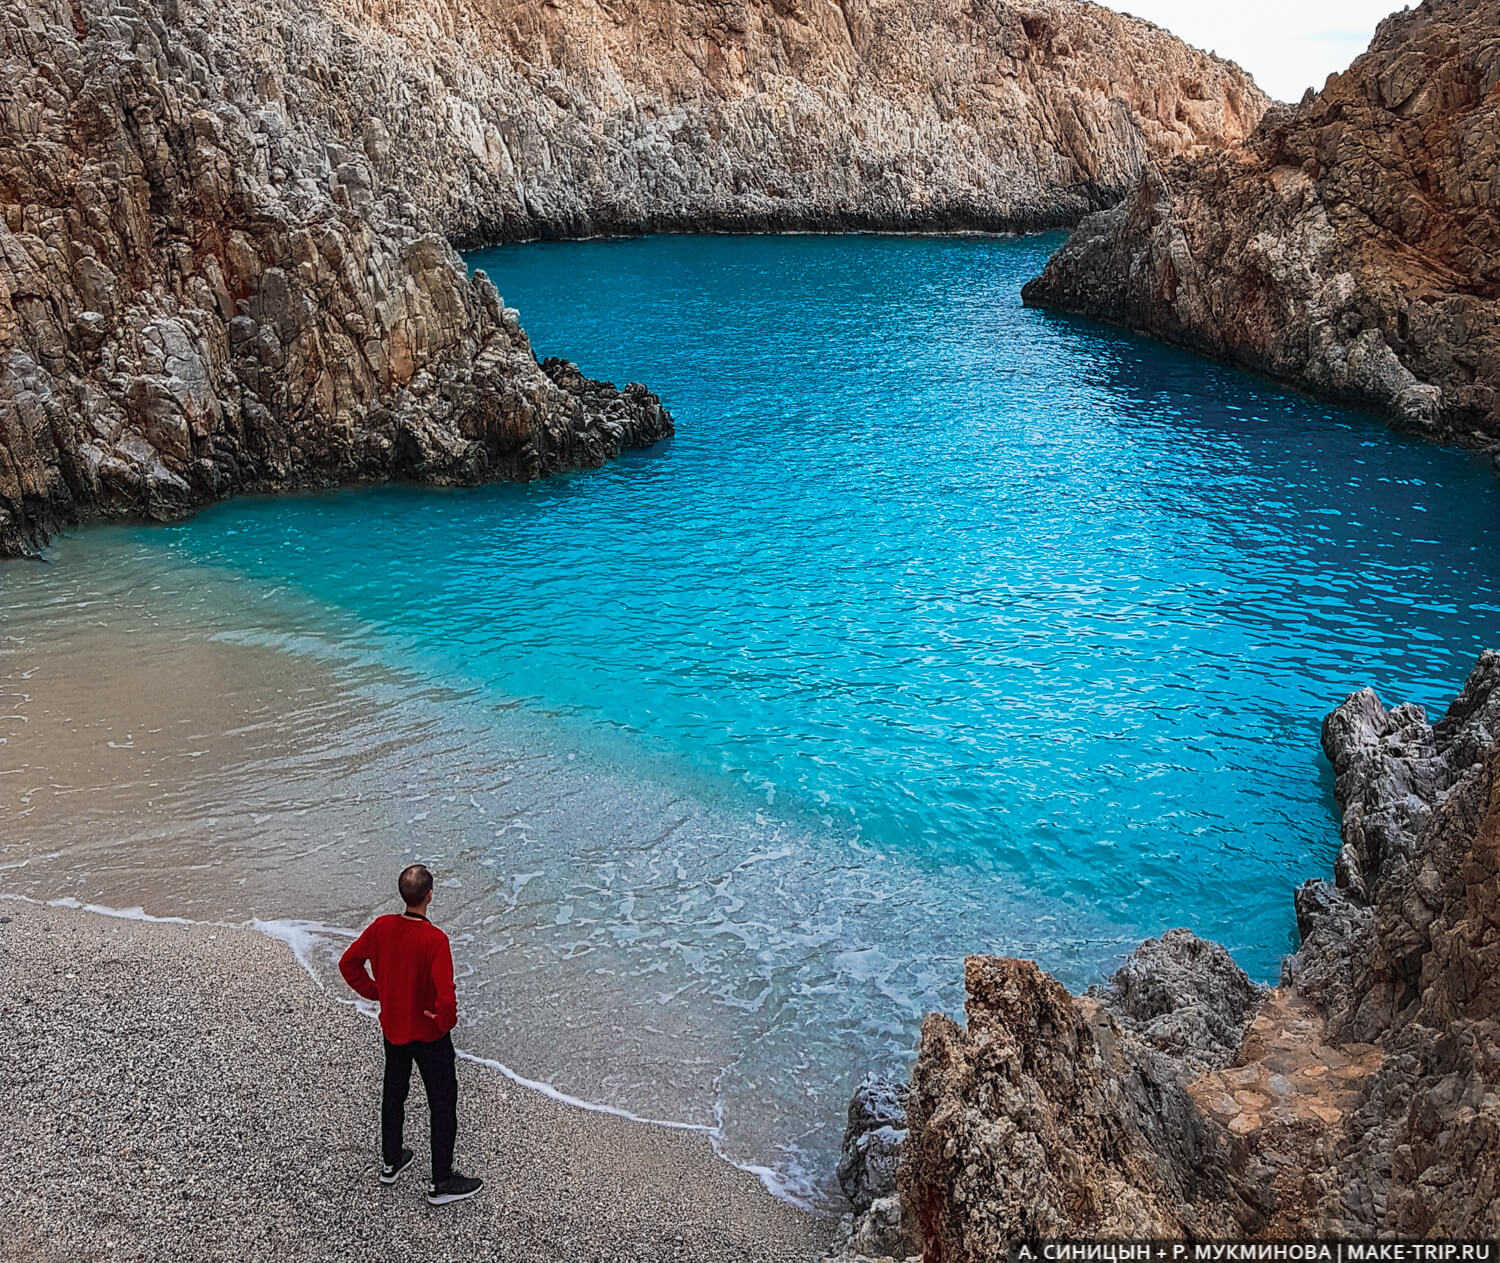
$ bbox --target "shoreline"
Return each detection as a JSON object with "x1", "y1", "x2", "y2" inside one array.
[
  {"x1": 0, "y1": 899, "x2": 833, "y2": 1263},
  {"x1": 14, "y1": 893, "x2": 819, "y2": 1207}
]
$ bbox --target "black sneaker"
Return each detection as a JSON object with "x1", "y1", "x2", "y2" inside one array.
[
  {"x1": 427, "y1": 1173, "x2": 484, "y2": 1205},
  {"x1": 380, "y1": 1148, "x2": 415, "y2": 1185}
]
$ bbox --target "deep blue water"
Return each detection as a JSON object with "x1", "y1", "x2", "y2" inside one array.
[{"x1": 7, "y1": 233, "x2": 1499, "y2": 1195}]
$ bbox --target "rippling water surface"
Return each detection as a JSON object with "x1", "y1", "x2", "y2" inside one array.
[{"x1": 3, "y1": 234, "x2": 1498, "y2": 1200}]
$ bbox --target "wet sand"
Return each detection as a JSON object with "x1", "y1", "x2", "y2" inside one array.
[
  {"x1": 0, "y1": 901, "x2": 834, "y2": 1263},
  {"x1": 0, "y1": 551, "x2": 962, "y2": 1200}
]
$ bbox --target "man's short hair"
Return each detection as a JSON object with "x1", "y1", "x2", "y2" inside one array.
[{"x1": 399, "y1": 864, "x2": 434, "y2": 905}]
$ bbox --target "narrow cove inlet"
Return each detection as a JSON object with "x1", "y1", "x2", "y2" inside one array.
[{"x1": 3, "y1": 234, "x2": 1498, "y2": 1205}]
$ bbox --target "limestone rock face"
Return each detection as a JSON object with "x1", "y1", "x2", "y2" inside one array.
[
  {"x1": 174, "y1": 0, "x2": 1267, "y2": 244},
  {"x1": 1292, "y1": 655, "x2": 1500, "y2": 1234},
  {"x1": 899, "y1": 955, "x2": 1266, "y2": 1259},
  {"x1": 0, "y1": 0, "x2": 673, "y2": 555},
  {"x1": 1287, "y1": 651, "x2": 1500, "y2": 1040},
  {"x1": 1023, "y1": 0, "x2": 1500, "y2": 447},
  {"x1": 1316, "y1": 748, "x2": 1500, "y2": 1235}
]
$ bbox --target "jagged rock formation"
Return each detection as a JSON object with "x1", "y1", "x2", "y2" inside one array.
[
  {"x1": 1096, "y1": 927, "x2": 1267, "y2": 1079},
  {"x1": 1286, "y1": 652, "x2": 1500, "y2": 1034},
  {"x1": 847, "y1": 653, "x2": 1500, "y2": 1257},
  {"x1": 0, "y1": 0, "x2": 674, "y2": 556},
  {"x1": 837, "y1": 1075, "x2": 910, "y2": 1217},
  {"x1": 189, "y1": 0, "x2": 1267, "y2": 243},
  {"x1": 896, "y1": 939, "x2": 1269, "y2": 1259},
  {"x1": 1023, "y1": 0, "x2": 1500, "y2": 448},
  {"x1": 0, "y1": 0, "x2": 1267, "y2": 557},
  {"x1": 830, "y1": 1076, "x2": 916, "y2": 1262},
  {"x1": 1295, "y1": 652, "x2": 1500, "y2": 1234}
]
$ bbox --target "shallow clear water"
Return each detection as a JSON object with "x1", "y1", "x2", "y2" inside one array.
[{"x1": 3, "y1": 233, "x2": 1498, "y2": 1200}]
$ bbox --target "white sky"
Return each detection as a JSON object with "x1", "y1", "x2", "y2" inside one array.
[{"x1": 1106, "y1": 1, "x2": 1405, "y2": 101}]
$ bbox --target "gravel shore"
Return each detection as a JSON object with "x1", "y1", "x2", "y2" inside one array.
[{"x1": 0, "y1": 902, "x2": 834, "y2": 1263}]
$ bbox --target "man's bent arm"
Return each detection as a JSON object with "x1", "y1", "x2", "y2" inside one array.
[
  {"x1": 431, "y1": 937, "x2": 458, "y2": 1032},
  {"x1": 339, "y1": 927, "x2": 380, "y2": 1002}
]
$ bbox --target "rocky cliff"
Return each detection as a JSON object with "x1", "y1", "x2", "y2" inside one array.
[
  {"x1": 0, "y1": 0, "x2": 674, "y2": 556},
  {"x1": 832, "y1": 652, "x2": 1500, "y2": 1259},
  {"x1": 1023, "y1": 0, "x2": 1500, "y2": 450},
  {"x1": 196, "y1": 0, "x2": 1267, "y2": 242},
  {"x1": 0, "y1": 0, "x2": 1267, "y2": 556}
]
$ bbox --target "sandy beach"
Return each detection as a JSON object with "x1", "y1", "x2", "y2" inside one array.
[{"x1": 0, "y1": 901, "x2": 834, "y2": 1263}]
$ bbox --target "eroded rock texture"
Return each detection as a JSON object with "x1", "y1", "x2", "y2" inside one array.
[
  {"x1": 885, "y1": 653, "x2": 1500, "y2": 1257},
  {"x1": 0, "y1": 0, "x2": 675, "y2": 555},
  {"x1": 897, "y1": 938, "x2": 1269, "y2": 1259},
  {"x1": 1288, "y1": 651, "x2": 1500, "y2": 1037},
  {"x1": 1023, "y1": 0, "x2": 1500, "y2": 446},
  {"x1": 830, "y1": 1075, "x2": 916, "y2": 1262},
  {"x1": 180, "y1": 0, "x2": 1267, "y2": 243},
  {"x1": 1098, "y1": 927, "x2": 1267, "y2": 1079},
  {"x1": 1297, "y1": 652, "x2": 1500, "y2": 1234}
]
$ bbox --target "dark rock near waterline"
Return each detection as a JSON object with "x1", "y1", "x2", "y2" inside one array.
[
  {"x1": 1098, "y1": 928, "x2": 1268, "y2": 1080},
  {"x1": 828, "y1": 1076, "x2": 916, "y2": 1262},
  {"x1": 1278, "y1": 877, "x2": 1374, "y2": 1024},
  {"x1": 1321, "y1": 687, "x2": 1450, "y2": 904},
  {"x1": 1434, "y1": 649, "x2": 1500, "y2": 776},
  {"x1": 837, "y1": 1075, "x2": 909, "y2": 1214},
  {"x1": 1309, "y1": 748, "x2": 1500, "y2": 1235},
  {"x1": 1022, "y1": 0, "x2": 1500, "y2": 447},
  {"x1": 1293, "y1": 650, "x2": 1500, "y2": 1041}
]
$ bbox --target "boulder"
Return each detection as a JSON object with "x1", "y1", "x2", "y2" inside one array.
[
  {"x1": 1100, "y1": 927, "x2": 1267, "y2": 1078},
  {"x1": 836, "y1": 1074, "x2": 909, "y2": 1212}
]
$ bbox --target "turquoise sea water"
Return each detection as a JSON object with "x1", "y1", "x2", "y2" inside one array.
[
  {"x1": 5, "y1": 233, "x2": 1499, "y2": 1197},
  {"x1": 471, "y1": 231, "x2": 1498, "y2": 974}
]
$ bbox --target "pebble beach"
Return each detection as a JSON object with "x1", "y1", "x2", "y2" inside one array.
[{"x1": 0, "y1": 901, "x2": 832, "y2": 1263}]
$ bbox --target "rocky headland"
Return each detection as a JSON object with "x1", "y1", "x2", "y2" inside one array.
[
  {"x1": 829, "y1": 651, "x2": 1500, "y2": 1260},
  {"x1": 1023, "y1": 0, "x2": 1500, "y2": 453},
  {"x1": 0, "y1": 0, "x2": 675, "y2": 557},
  {"x1": 0, "y1": 0, "x2": 1266, "y2": 556}
]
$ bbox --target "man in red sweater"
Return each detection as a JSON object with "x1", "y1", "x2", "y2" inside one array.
[{"x1": 339, "y1": 864, "x2": 484, "y2": 1205}]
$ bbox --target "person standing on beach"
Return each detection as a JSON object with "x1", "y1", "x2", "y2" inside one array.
[{"x1": 339, "y1": 863, "x2": 484, "y2": 1206}]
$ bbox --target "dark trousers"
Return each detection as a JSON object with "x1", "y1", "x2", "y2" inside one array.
[{"x1": 382, "y1": 1033, "x2": 457, "y2": 1182}]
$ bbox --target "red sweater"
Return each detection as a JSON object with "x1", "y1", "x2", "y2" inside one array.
[{"x1": 339, "y1": 912, "x2": 457, "y2": 1045}]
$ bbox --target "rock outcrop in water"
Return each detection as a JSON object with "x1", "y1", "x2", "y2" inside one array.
[
  {"x1": 834, "y1": 652, "x2": 1500, "y2": 1258},
  {"x1": 0, "y1": 0, "x2": 674, "y2": 556},
  {"x1": 1023, "y1": 0, "x2": 1500, "y2": 449},
  {"x1": 0, "y1": 0, "x2": 1267, "y2": 556}
]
